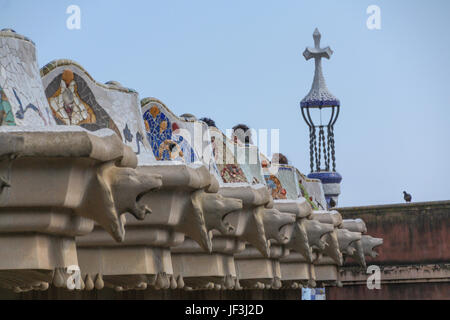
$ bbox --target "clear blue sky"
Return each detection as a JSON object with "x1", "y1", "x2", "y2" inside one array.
[{"x1": 2, "y1": 0, "x2": 449, "y2": 206}]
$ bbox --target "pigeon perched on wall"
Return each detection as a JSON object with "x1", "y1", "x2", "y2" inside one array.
[
  {"x1": 403, "y1": 191, "x2": 412, "y2": 203},
  {"x1": 329, "y1": 198, "x2": 336, "y2": 208}
]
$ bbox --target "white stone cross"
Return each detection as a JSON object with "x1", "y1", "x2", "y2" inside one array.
[
  {"x1": 303, "y1": 28, "x2": 333, "y2": 61},
  {"x1": 301, "y1": 28, "x2": 339, "y2": 107}
]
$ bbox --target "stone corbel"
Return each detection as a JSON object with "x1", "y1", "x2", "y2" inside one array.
[
  {"x1": 283, "y1": 220, "x2": 312, "y2": 264},
  {"x1": 305, "y1": 219, "x2": 334, "y2": 253},
  {"x1": 171, "y1": 238, "x2": 241, "y2": 291},
  {"x1": 76, "y1": 213, "x2": 184, "y2": 291},
  {"x1": 218, "y1": 184, "x2": 272, "y2": 258},
  {"x1": 313, "y1": 255, "x2": 342, "y2": 288},
  {"x1": 263, "y1": 209, "x2": 296, "y2": 244},
  {"x1": 233, "y1": 209, "x2": 295, "y2": 290},
  {"x1": 310, "y1": 211, "x2": 344, "y2": 287},
  {"x1": 292, "y1": 219, "x2": 338, "y2": 287},
  {"x1": 192, "y1": 176, "x2": 243, "y2": 235},
  {"x1": 279, "y1": 251, "x2": 317, "y2": 289},
  {"x1": 137, "y1": 164, "x2": 214, "y2": 252},
  {"x1": 170, "y1": 181, "x2": 244, "y2": 291},
  {"x1": 77, "y1": 163, "x2": 223, "y2": 291},
  {"x1": 264, "y1": 201, "x2": 318, "y2": 289},
  {"x1": 361, "y1": 235, "x2": 383, "y2": 258},
  {"x1": 273, "y1": 198, "x2": 313, "y2": 219},
  {"x1": 349, "y1": 239, "x2": 366, "y2": 268},
  {"x1": 342, "y1": 219, "x2": 368, "y2": 268},
  {"x1": 337, "y1": 229, "x2": 362, "y2": 258},
  {"x1": 313, "y1": 210, "x2": 343, "y2": 227},
  {"x1": 0, "y1": 130, "x2": 161, "y2": 292},
  {"x1": 342, "y1": 219, "x2": 367, "y2": 233},
  {"x1": 78, "y1": 155, "x2": 163, "y2": 242},
  {"x1": 312, "y1": 210, "x2": 343, "y2": 266},
  {"x1": 171, "y1": 184, "x2": 270, "y2": 290},
  {"x1": 273, "y1": 199, "x2": 317, "y2": 287},
  {"x1": 274, "y1": 199, "x2": 314, "y2": 263},
  {"x1": 320, "y1": 230, "x2": 343, "y2": 266}
]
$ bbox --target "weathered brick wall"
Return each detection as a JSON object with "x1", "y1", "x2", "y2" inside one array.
[
  {"x1": 327, "y1": 282, "x2": 449, "y2": 300},
  {"x1": 328, "y1": 201, "x2": 450, "y2": 300}
]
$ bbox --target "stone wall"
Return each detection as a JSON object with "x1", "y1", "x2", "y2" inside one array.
[
  {"x1": 327, "y1": 282, "x2": 449, "y2": 300},
  {"x1": 328, "y1": 201, "x2": 450, "y2": 300}
]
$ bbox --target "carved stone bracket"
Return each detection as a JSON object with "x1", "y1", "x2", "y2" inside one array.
[
  {"x1": 0, "y1": 130, "x2": 161, "y2": 291},
  {"x1": 218, "y1": 185, "x2": 272, "y2": 258},
  {"x1": 233, "y1": 208, "x2": 294, "y2": 289},
  {"x1": 273, "y1": 199, "x2": 313, "y2": 263},
  {"x1": 280, "y1": 252, "x2": 318, "y2": 289},
  {"x1": 77, "y1": 163, "x2": 221, "y2": 291},
  {"x1": 171, "y1": 184, "x2": 271, "y2": 290}
]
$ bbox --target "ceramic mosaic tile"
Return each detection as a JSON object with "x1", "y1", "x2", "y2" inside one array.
[
  {"x1": 296, "y1": 168, "x2": 327, "y2": 210},
  {"x1": 0, "y1": 85, "x2": 15, "y2": 125},
  {"x1": 0, "y1": 32, "x2": 56, "y2": 127},
  {"x1": 235, "y1": 144, "x2": 265, "y2": 185},
  {"x1": 41, "y1": 62, "x2": 153, "y2": 161},
  {"x1": 259, "y1": 155, "x2": 289, "y2": 200},
  {"x1": 208, "y1": 127, "x2": 249, "y2": 184},
  {"x1": 45, "y1": 70, "x2": 121, "y2": 137},
  {"x1": 273, "y1": 165, "x2": 300, "y2": 200},
  {"x1": 141, "y1": 100, "x2": 199, "y2": 163},
  {"x1": 264, "y1": 174, "x2": 287, "y2": 200}
]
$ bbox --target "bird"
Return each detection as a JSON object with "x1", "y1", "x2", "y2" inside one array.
[
  {"x1": 329, "y1": 198, "x2": 336, "y2": 209},
  {"x1": 403, "y1": 191, "x2": 412, "y2": 203}
]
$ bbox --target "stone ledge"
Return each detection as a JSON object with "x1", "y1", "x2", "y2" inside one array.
[{"x1": 338, "y1": 263, "x2": 450, "y2": 285}]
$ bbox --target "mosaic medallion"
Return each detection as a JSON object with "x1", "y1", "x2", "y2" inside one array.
[
  {"x1": 45, "y1": 69, "x2": 122, "y2": 138},
  {"x1": 142, "y1": 104, "x2": 197, "y2": 162}
]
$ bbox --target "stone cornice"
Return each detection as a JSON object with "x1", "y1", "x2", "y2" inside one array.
[
  {"x1": 337, "y1": 200, "x2": 450, "y2": 216},
  {"x1": 338, "y1": 263, "x2": 450, "y2": 285}
]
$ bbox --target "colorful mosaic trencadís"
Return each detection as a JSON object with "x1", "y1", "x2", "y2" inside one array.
[
  {"x1": 142, "y1": 104, "x2": 197, "y2": 162},
  {"x1": 264, "y1": 174, "x2": 287, "y2": 200},
  {"x1": 45, "y1": 69, "x2": 122, "y2": 138},
  {"x1": 0, "y1": 86, "x2": 16, "y2": 126},
  {"x1": 208, "y1": 128, "x2": 249, "y2": 183},
  {"x1": 221, "y1": 164, "x2": 248, "y2": 183},
  {"x1": 298, "y1": 178, "x2": 319, "y2": 210}
]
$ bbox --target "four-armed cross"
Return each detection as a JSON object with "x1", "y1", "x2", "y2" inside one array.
[{"x1": 303, "y1": 28, "x2": 333, "y2": 61}]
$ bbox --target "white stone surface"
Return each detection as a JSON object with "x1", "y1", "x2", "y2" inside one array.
[
  {"x1": 0, "y1": 32, "x2": 56, "y2": 126},
  {"x1": 322, "y1": 183, "x2": 341, "y2": 196},
  {"x1": 296, "y1": 170, "x2": 328, "y2": 209}
]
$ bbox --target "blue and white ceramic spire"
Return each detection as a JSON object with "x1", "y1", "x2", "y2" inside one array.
[
  {"x1": 300, "y1": 28, "x2": 342, "y2": 209},
  {"x1": 301, "y1": 28, "x2": 340, "y2": 107}
]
